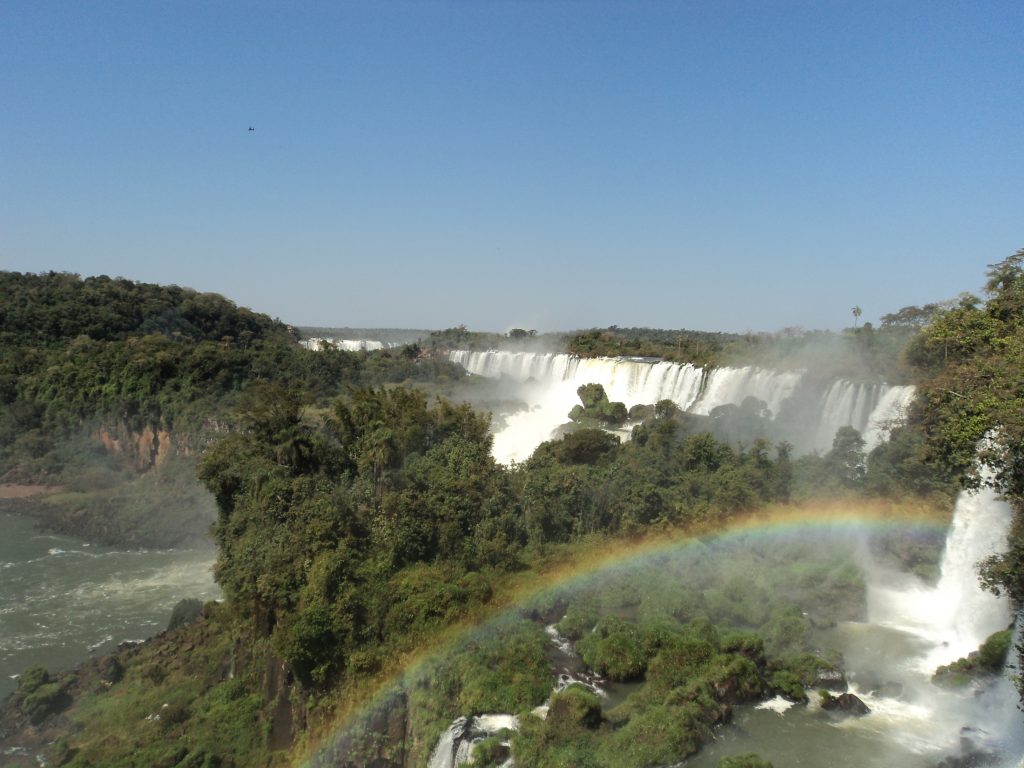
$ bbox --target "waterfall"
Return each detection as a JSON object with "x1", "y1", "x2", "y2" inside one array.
[
  {"x1": 301, "y1": 338, "x2": 394, "y2": 351},
  {"x1": 867, "y1": 483, "x2": 1013, "y2": 668},
  {"x1": 813, "y1": 381, "x2": 917, "y2": 454},
  {"x1": 427, "y1": 715, "x2": 518, "y2": 768},
  {"x1": 426, "y1": 623, "x2": 604, "y2": 768},
  {"x1": 851, "y1": 481, "x2": 1022, "y2": 762},
  {"x1": 690, "y1": 366, "x2": 804, "y2": 416},
  {"x1": 427, "y1": 717, "x2": 468, "y2": 768},
  {"x1": 447, "y1": 350, "x2": 915, "y2": 463},
  {"x1": 448, "y1": 350, "x2": 705, "y2": 408}
]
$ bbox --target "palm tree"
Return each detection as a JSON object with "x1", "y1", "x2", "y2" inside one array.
[{"x1": 851, "y1": 305, "x2": 862, "y2": 328}]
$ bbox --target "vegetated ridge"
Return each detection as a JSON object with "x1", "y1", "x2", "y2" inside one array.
[{"x1": 2, "y1": 252, "x2": 1023, "y2": 767}]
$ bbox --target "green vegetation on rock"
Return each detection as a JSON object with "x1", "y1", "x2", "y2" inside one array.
[{"x1": 933, "y1": 628, "x2": 1014, "y2": 687}]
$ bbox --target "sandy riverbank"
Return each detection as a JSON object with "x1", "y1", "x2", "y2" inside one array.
[{"x1": 0, "y1": 484, "x2": 63, "y2": 499}]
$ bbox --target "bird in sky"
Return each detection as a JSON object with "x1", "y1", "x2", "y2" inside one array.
[{"x1": 248, "y1": 126, "x2": 255, "y2": 132}]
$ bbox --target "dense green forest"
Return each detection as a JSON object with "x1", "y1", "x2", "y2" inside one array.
[
  {"x1": 0, "y1": 272, "x2": 464, "y2": 546},
  {"x1": 565, "y1": 322, "x2": 922, "y2": 382},
  {"x1": 2, "y1": 256, "x2": 1023, "y2": 768}
]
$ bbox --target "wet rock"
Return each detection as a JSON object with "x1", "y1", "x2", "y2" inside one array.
[
  {"x1": 813, "y1": 667, "x2": 847, "y2": 692},
  {"x1": 932, "y1": 727, "x2": 1001, "y2": 767},
  {"x1": 819, "y1": 691, "x2": 870, "y2": 716},
  {"x1": 872, "y1": 681, "x2": 903, "y2": 699}
]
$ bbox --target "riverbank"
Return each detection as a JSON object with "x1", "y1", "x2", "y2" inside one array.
[
  {"x1": 0, "y1": 484, "x2": 63, "y2": 500},
  {"x1": 0, "y1": 460, "x2": 216, "y2": 551}
]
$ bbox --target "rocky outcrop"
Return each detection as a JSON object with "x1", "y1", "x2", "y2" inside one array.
[
  {"x1": 819, "y1": 691, "x2": 870, "y2": 716},
  {"x1": 96, "y1": 424, "x2": 174, "y2": 472},
  {"x1": 309, "y1": 689, "x2": 409, "y2": 768}
]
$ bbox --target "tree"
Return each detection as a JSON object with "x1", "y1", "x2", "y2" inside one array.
[
  {"x1": 851, "y1": 305, "x2": 862, "y2": 328},
  {"x1": 828, "y1": 426, "x2": 866, "y2": 487}
]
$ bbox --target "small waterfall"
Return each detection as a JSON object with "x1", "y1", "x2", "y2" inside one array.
[
  {"x1": 855, "y1": 481, "x2": 1022, "y2": 762},
  {"x1": 868, "y1": 484, "x2": 1013, "y2": 667},
  {"x1": 427, "y1": 715, "x2": 518, "y2": 768},
  {"x1": 426, "y1": 622, "x2": 607, "y2": 767},
  {"x1": 545, "y1": 624, "x2": 607, "y2": 698},
  {"x1": 428, "y1": 717, "x2": 468, "y2": 768}
]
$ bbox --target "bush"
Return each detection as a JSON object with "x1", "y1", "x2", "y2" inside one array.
[
  {"x1": 470, "y1": 735, "x2": 511, "y2": 767},
  {"x1": 577, "y1": 617, "x2": 647, "y2": 681},
  {"x1": 15, "y1": 666, "x2": 49, "y2": 696},
  {"x1": 601, "y1": 703, "x2": 706, "y2": 767},
  {"x1": 978, "y1": 628, "x2": 1014, "y2": 670},
  {"x1": 933, "y1": 628, "x2": 1014, "y2": 686},
  {"x1": 20, "y1": 681, "x2": 68, "y2": 724},
  {"x1": 548, "y1": 684, "x2": 602, "y2": 730},
  {"x1": 769, "y1": 670, "x2": 807, "y2": 702},
  {"x1": 167, "y1": 598, "x2": 204, "y2": 631},
  {"x1": 557, "y1": 602, "x2": 600, "y2": 641}
]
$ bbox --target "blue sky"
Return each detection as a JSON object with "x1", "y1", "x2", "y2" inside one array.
[{"x1": 2, "y1": 1, "x2": 1021, "y2": 333}]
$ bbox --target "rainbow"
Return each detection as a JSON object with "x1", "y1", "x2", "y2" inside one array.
[{"x1": 296, "y1": 499, "x2": 952, "y2": 766}]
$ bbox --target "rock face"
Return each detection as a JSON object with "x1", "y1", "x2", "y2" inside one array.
[
  {"x1": 97, "y1": 423, "x2": 174, "y2": 472},
  {"x1": 309, "y1": 690, "x2": 410, "y2": 768},
  {"x1": 820, "y1": 691, "x2": 870, "y2": 716}
]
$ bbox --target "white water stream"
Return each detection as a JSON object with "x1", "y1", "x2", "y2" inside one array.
[{"x1": 301, "y1": 338, "x2": 398, "y2": 351}]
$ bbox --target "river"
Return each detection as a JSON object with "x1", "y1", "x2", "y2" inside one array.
[{"x1": 0, "y1": 510, "x2": 219, "y2": 700}]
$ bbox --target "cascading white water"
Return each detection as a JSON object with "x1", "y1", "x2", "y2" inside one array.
[
  {"x1": 427, "y1": 715, "x2": 518, "y2": 768},
  {"x1": 806, "y1": 380, "x2": 918, "y2": 454},
  {"x1": 426, "y1": 622, "x2": 605, "y2": 768},
  {"x1": 448, "y1": 350, "x2": 914, "y2": 463},
  {"x1": 868, "y1": 483, "x2": 1013, "y2": 669},
  {"x1": 859, "y1": 385, "x2": 916, "y2": 452},
  {"x1": 448, "y1": 351, "x2": 706, "y2": 408},
  {"x1": 301, "y1": 338, "x2": 395, "y2": 351},
  {"x1": 840, "y1": 481, "x2": 1022, "y2": 762},
  {"x1": 450, "y1": 351, "x2": 706, "y2": 463},
  {"x1": 689, "y1": 366, "x2": 804, "y2": 416}
]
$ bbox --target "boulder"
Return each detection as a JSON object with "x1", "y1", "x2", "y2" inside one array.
[{"x1": 819, "y1": 691, "x2": 870, "y2": 716}]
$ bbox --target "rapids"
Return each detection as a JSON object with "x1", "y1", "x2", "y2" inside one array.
[{"x1": 0, "y1": 511, "x2": 219, "y2": 700}]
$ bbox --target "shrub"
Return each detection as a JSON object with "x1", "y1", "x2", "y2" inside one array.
[
  {"x1": 548, "y1": 684, "x2": 602, "y2": 730},
  {"x1": 167, "y1": 598, "x2": 204, "y2": 631},
  {"x1": 577, "y1": 618, "x2": 647, "y2": 681}
]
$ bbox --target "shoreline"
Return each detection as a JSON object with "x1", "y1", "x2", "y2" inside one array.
[
  {"x1": 0, "y1": 483, "x2": 63, "y2": 500},
  {"x1": 0, "y1": 488, "x2": 215, "y2": 552}
]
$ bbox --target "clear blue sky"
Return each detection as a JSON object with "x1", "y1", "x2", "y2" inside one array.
[{"x1": 2, "y1": 1, "x2": 1021, "y2": 333}]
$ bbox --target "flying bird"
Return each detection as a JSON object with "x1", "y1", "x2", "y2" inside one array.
[{"x1": 248, "y1": 126, "x2": 255, "y2": 132}]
